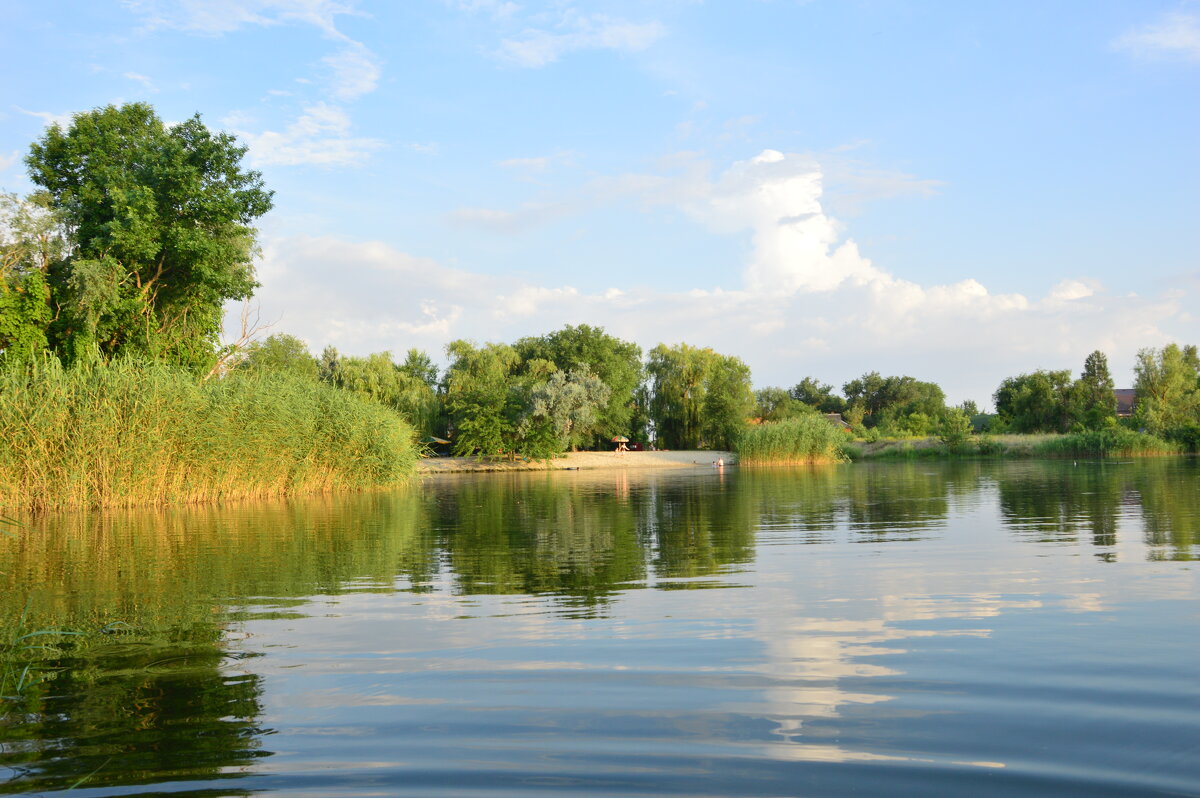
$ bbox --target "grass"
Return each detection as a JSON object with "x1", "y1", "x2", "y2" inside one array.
[
  {"x1": 1032, "y1": 428, "x2": 1180, "y2": 458},
  {"x1": 735, "y1": 416, "x2": 850, "y2": 465},
  {"x1": 0, "y1": 357, "x2": 420, "y2": 511}
]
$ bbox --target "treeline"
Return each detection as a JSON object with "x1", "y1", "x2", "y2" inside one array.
[{"x1": 236, "y1": 329, "x2": 757, "y2": 459}]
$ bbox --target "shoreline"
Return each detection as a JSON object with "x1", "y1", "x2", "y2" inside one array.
[{"x1": 418, "y1": 450, "x2": 735, "y2": 474}]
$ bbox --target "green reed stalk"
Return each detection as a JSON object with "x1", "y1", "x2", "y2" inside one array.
[
  {"x1": 0, "y1": 358, "x2": 419, "y2": 511},
  {"x1": 735, "y1": 416, "x2": 850, "y2": 465}
]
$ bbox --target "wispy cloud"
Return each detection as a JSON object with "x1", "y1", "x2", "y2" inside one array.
[
  {"x1": 233, "y1": 102, "x2": 383, "y2": 166},
  {"x1": 245, "y1": 150, "x2": 1193, "y2": 402},
  {"x1": 122, "y1": 0, "x2": 362, "y2": 38},
  {"x1": 322, "y1": 41, "x2": 381, "y2": 101},
  {"x1": 123, "y1": 71, "x2": 159, "y2": 92},
  {"x1": 0, "y1": 151, "x2": 19, "y2": 172},
  {"x1": 1114, "y1": 12, "x2": 1200, "y2": 61},
  {"x1": 496, "y1": 13, "x2": 665, "y2": 68},
  {"x1": 14, "y1": 106, "x2": 75, "y2": 129}
]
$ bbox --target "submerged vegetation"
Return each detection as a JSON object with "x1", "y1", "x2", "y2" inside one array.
[
  {"x1": 735, "y1": 416, "x2": 849, "y2": 465},
  {"x1": 0, "y1": 359, "x2": 418, "y2": 511}
]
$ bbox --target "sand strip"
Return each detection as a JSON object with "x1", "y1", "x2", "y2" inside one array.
[{"x1": 418, "y1": 450, "x2": 735, "y2": 474}]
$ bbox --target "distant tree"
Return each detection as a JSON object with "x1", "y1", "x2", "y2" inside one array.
[
  {"x1": 842, "y1": 372, "x2": 945, "y2": 430},
  {"x1": 993, "y1": 370, "x2": 1073, "y2": 433},
  {"x1": 400, "y1": 347, "x2": 438, "y2": 388},
  {"x1": 444, "y1": 340, "x2": 522, "y2": 457},
  {"x1": 1133, "y1": 344, "x2": 1200, "y2": 435},
  {"x1": 241, "y1": 334, "x2": 319, "y2": 380},
  {"x1": 513, "y1": 325, "x2": 643, "y2": 447},
  {"x1": 937, "y1": 408, "x2": 974, "y2": 448},
  {"x1": 1070, "y1": 350, "x2": 1117, "y2": 430},
  {"x1": 755, "y1": 387, "x2": 810, "y2": 422},
  {"x1": 0, "y1": 192, "x2": 62, "y2": 361},
  {"x1": 647, "y1": 343, "x2": 753, "y2": 449},
  {"x1": 959, "y1": 400, "x2": 979, "y2": 417},
  {"x1": 518, "y1": 367, "x2": 611, "y2": 458},
  {"x1": 790, "y1": 377, "x2": 846, "y2": 414},
  {"x1": 26, "y1": 102, "x2": 272, "y2": 367},
  {"x1": 324, "y1": 350, "x2": 439, "y2": 436}
]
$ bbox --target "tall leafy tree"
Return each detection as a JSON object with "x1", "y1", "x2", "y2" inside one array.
[
  {"x1": 513, "y1": 324, "x2": 643, "y2": 446},
  {"x1": 26, "y1": 102, "x2": 273, "y2": 366},
  {"x1": 518, "y1": 367, "x2": 612, "y2": 458},
  {"x1": 0, "y1": 192, "x2": 63, "y2": 361},
  {"x1": 993, "y1": 370, "x2": 1073, "y2": 432},
  {"x1": 1133, "y1": 344, "x2": 1200, "y2": 435},
  {"x1": 443, "y1": 340, "x2": 522, "y2": 457},
  {"x1": 240, "y1": 334, "x2": 319, "y2": 380},
  {"x1": 789, "y1": 377, "x2": 846, "y2": 414},
  {"x1": 647, "y1": 343, "x2": 753, "y2": 449},
  {"x1": 1070, "y1": 350, "x2": 1117, "y2": 430}
]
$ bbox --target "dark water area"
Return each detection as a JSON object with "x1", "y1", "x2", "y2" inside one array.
[{"x1": 2, "y1": 458, "x2": 1198, "y2": 797}]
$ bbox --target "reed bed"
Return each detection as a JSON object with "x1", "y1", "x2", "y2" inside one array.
[
  {"x1": 0, "y1": 359, "x2": 419, "y2": 511},
  {"x1": 735, "y1": 416, "x2": 849, "y2": 466},
  {"x1": 1032, "y1": 428, "x2": 1179, "y2": 458}
]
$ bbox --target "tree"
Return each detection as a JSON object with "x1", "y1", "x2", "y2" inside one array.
[
  {"x1": 755, "y1": 387, "x2": 810, "y2": 422},
  {"x1": 1070, "y1": 350, "x2": 1117, "y2": 430},
  {"x1": 513, "y1": 325, "x2": 643, "y2": 447},
  {"x1": 993, "y1": 370, "x2": 1073, "y2": 433},
  {"x1": 399, "y1": 348, "x2": 438, "y2": 388},
  {"x1": 789, "y1": 377, "x2": 846, "y2": 414},
  {"x1": 240, "y1": 333, "x2": 318, "y2": 380},
  {"x1": 518, "y1": 368, "x2": 611, "y2": 458},
  {"x1": 322, "y1": 349, "x2": 440, "y2": 436},
  {"x1": 0, "y1": 192, "x2": 65, "y2": 362},
  {"x1": 443, "y1": 340, "x2": 522, "y2": 457},
  {"x1": 842, "y1": 372, "x2": 945, "y2": 430},
  {"x1": 1133, "y1": 344, "x2": 1200, "y2": 435},
  {"x1": 647, "y1": 343, "x2": 753, "y2": 449},
  {"x1": 26, "y1": 102, "x2": 273, "y2": 367}
]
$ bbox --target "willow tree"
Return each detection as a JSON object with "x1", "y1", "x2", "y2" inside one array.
[
  {"x1": 26, "y1": 102, "x2": 273, "y2": 367},
  {"x1": 647, "y1": 343, "x2": 753, "y2": 450}
]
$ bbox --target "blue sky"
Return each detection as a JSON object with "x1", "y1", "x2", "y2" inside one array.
[{"x1": 2, "y1": 0, "x2": 1197, "y2": 404}]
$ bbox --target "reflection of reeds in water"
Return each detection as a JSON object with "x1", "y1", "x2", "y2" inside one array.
[
  {"x1": 0, "y1": 359, "x2": 420, "y2": 511},
  {"x1": 736, "y1": 416, "x2": 850, "y2": 465}
]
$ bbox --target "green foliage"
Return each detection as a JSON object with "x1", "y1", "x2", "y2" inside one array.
[
  {"x1": 444, "y1": 340, "x2": 522, "y2": 457},
  {"x1": 518, "y1": 367, "x2": 611, "y2": 459},
  {"x1": 513, "y1": 325, "x2": 642, "y2": 446},
  {"x1": 735, "y1": 416, "x2": 848, "y2": 465},
  {"x1": 241, "y1": 333, "x2": 319, "y2": 380},
  {"x1": 993, "y1": 369, "x2": 1073, "y2": 433},
  {"x1": 320, "y1": 347, "x2": 440, "y2": 437},
  {"x1": 26, "y1": 102, "x2": 272, "y2": 367},
  {"x1": 0, "y1": 357, "x2": 418, "y2": 511},
  {"x1": 842, "y1": 372, "x2": 945, "y2": 429},
  {"x1": 789, "y1": 377, "x2": 846, "y2": 414},
  {"x1": 1133, "y1": 344, "x2": 1200, "y2": 436},
  {"x1": 0, "y1": 193, "x2": 63, "y2": 363},
  {"x1": 754, "y1": 386, "x2": 812, "y2": 422},
  {"x1": 1033, "y1": 428, "x2": 1179, "y2": 458},
  {"x1": 647, "y1": 343, "x2": 753, "y2": 449},
  {"x1": 937, "y1": 408, "x2": 974, "y2": 448}
]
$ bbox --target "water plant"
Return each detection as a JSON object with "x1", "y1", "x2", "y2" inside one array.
[{"x1": 735, "y1": 415, "x2": 849, "y2": 465}]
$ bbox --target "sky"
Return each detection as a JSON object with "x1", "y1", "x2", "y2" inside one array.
[{"x1": 1, "y1": 0, "x2": 1197, "y2": 406}]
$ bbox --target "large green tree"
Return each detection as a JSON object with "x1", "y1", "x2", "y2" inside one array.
[
  {"x1": 993, "y1": 369, "x2": 1073, "y2": 433},
  {"x1": 26, "y1": 102, "x2": 273, "y2": 366},
  {"x1": 0, "y1": 193, "x2": 63, "y2": 361},
  {"x1": 513, "y1": 324, "x2": 643, "y2": 447},
  {"x1": 1133, "y1": 344, "x2": 1200, "y2": 435},
  {"x1": 842, "y1": 372, "x2": 945, "y2": 430},
  {"x1": 443, "y1": 340, "x2": 523, "y2": 457},
  {"x1": 1070, "y1": 350, "x2": 1117, "y2": 430},
  {"x1": 647, "y1": 343, "x2": 753, "y2": 449}
]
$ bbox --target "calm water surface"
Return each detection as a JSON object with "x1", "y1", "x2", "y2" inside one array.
[{"x1": 2, "y1": 459, "x2": 1199, "y2": 797}]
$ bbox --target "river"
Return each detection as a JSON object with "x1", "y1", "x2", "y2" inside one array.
[{"x1": 2, "y1": 458, "x2": 1198, "y2": 796}]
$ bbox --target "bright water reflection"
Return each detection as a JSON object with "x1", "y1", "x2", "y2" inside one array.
[{"x1": 1, "y1": 459, "x2": 1198, "y2": 796}]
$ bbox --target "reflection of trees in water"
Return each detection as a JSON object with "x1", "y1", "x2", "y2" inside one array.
[
  {"x1": 0, "y1": 491, "x2": 429, "y2": 794},
  {"x1": 995, "y1": 458, "x2": 1199, "y2": 560}
]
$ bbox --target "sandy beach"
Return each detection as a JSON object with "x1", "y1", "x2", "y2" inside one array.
[{"x1": 418, "y1": 450, "x2": 735, "y2": 474}]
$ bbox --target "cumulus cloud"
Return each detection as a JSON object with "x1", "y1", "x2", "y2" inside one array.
[
  {"x1": 1114, "y1": 12, "x2": 1200, "y2": 61},
  {"x1": 234, "y1": 102, "x2": 383, "y2": 166},
  {"x1": 497, "y1": 14, "x2": 665, "y2": 68},
  {"x1": 237, "y1": 150, "x2": 1194, "y2": 403}
]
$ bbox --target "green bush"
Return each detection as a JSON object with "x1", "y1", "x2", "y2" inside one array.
[
  {"x1": 1033, "y1": 427, "x2": 1179, "y2": 458},
  {"x1": 735, "y1": 416, "x2": 848, "y2": 465},
  {"x1": 0, "y1": 358, "x2": 419, "y2": 511}
]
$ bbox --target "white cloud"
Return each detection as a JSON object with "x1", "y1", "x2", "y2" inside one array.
[
  {"x1": 497, "y1": 14, "x2": 665, "y2": 68},
  {"x1": 0, "y1": 151, "x2": 19, "y2": 172},
  {"x1": 1114, "y1": 12, "x2": 1200, "y2": 61},
  {"x1": 322, "y1": 42, "x2": 381, "y2": 101},
  {"x1": 238, "y1": 150, "x2": 1195, "y2": 403},
  {"x1": 123, "y1": 71, "x2": 159, "y2": 92},
  {"x1": 234, "y1": 103, "x2": 383, "y2": 166},
  {"x1": 14, "y1": 107, "x2": 75, "y2": 129},
  {"x1": 123, "y1": 0, "x2": 361, "y2": 38}
]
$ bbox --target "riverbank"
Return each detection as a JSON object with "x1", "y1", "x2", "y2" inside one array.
[{"x1": 418, "y1": 450, "x2": 735, "y2": 474}]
